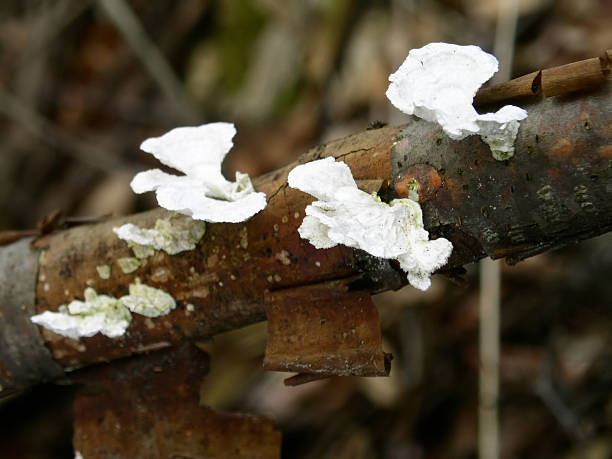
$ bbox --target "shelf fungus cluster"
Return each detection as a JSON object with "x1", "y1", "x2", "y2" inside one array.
[
  {"x1": 288, "y1": 157, "x2": 453, "y2": 290},
  {"x1": 30, "y1": 283, "x2": 176, "y2": 339},
  {"x1": 131, "y1": 122, "x2": 267, "y2": 222},
  {"x1": 386, "y1": 42, "x2": 528, "y2": 160}
]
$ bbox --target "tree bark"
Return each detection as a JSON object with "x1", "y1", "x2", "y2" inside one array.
[{"x1": 0, "y1": 80, "x2": 609, "y2": 393}]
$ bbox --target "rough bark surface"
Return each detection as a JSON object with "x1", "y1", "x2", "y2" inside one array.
[
  {"x1": 0, "y1": 81, "x2": 609, "y2": 392},
  {"x1": 396, "y1": 83, "x2": 611, "y2": 265}
]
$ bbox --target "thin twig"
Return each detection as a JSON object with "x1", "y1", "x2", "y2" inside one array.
[
  {"x1": 0, "y1": 90, "x2": 120, "y2": 172},
  {"x1": 479, "y1": 1, "x2": 519, "y2": 458}
]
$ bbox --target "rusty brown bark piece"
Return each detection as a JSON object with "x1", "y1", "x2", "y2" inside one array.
[
  {"x1": 263, "y1": 279, "x2": 391, "y2": 382},
  {"x1": 72, "y1": 345, "x2": 281, "y2": 459},
  {"x1": 474, "y1": 49, "x2": 610, "y2": 106},
  {"x1": 0, "y1": 80, "x2": 609, "y2": 393}
]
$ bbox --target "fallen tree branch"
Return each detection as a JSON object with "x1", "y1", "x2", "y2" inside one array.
[{"x1": 0, "y1": 78, "x2": 609, "y2": 393}]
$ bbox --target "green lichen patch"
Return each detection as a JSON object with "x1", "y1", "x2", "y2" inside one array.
[
  {"x1": 96, "y1": 264, "x2": 111, "y2": 279},
  {"x1": 130, "y1": 243, "x2": 155, "y2": 259},
  {"x1": 117, "y1": 257, "x2": 141, "y2": 274},
  {"x1": 120, "y1": 282, "x2": 176, "y2": 318}
]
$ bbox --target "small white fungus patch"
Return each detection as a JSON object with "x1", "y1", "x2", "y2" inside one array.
[
  {"x1": 30, "y1": 288, "x2": 132, "y2": 339},
  {"x1": 386, "y1": 42, "x2": 527, "y2": 160},
  {"x1": 114, "y1": 213, "x2": 206, "y2": 257},
  {"x1": 31, "y1": 283, "x2": 177, "y2": 339},
  {"x1": 288, "y1": 157, "x2": 453, "y2": 290},
  {"x1": 130, "y1": 122, "x2": 267, "y2": 222},
  {"x1": 120, "y1": 282, "x2": 176, "y2": 318}
]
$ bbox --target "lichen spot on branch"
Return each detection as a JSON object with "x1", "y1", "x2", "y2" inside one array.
[
  {"x1": 386, "y1": 42, "x2": 528, "y2": 160},
  {"x1": 287, "y1": 157, "x2": 453, "y2": 290},
  {"x1": 129, "y1": 122, "x2": 267, "y2": 222}
]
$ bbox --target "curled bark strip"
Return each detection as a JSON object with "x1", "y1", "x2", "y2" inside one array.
[
  {"x1": 263, "y1": 279, "x2": 391, "y2": 380},
  {"x1": 474, "y1": 49, "x2": 610, "y2": 106},
  {"x1": 72, "y1": 344, "x2": 281, "y2": 458}
]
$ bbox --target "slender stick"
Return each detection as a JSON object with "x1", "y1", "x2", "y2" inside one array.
[{"x1": 479, "y1": 1, "x2": 519, "y2": 457}]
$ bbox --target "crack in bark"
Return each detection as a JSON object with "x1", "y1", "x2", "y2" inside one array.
[
  {"x1": 266, "y1": 182, "x2": 289, "y2": 203},
  {"x1": 335, "y1": 147, "x2": 370, "y2": 162}
]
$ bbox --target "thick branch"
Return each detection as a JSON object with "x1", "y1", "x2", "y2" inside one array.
[{"x1": 0, "y1": 80, "x2": 609, "y2": 392}]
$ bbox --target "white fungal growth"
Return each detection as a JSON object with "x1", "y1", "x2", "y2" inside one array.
[
  {"x1": 288, "y1": 157, "x2": 453, "y2": 290},
  {"x1": 30, "y1": 288, "x2": 132, "y2": 339},
  {"x1": 386, "y1": 42, "x2": 527, "y2": 160},
  {"x1": 131, "y1": 122, "x2": 267, "y2": 222},
  {"x1": 120, "y1": 282, "x2": 176, "y2": 318},
  {"x1": 114, "y1": 213, "x2": 206, "y2": 256},
  {"x1": 31, "y1": 283, "x2": 177, "y2": 339}
]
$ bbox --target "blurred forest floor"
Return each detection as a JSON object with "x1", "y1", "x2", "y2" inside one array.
[{"x1": 0, "y1": 1, "x2": 610, "y2": 458}]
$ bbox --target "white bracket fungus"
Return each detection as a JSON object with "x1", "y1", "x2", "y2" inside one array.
[
  {"x1": 288, "y1": 157, "x2": 453, "y2": 290},
  {"x1": 386, "y1": 42, "x2": 527, "y2": 160},
  {"x1": 113, "y1": 213, "x2": 206, "y2": 257},
  {"x1": 131, "y1": 122, "x2": 267, "y2": 222},
  {"x1": 31, "y1": 283, "x2": 176, "y2": 339}
]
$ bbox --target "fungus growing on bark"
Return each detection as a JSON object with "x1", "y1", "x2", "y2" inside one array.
[
  {"x1": 386, "y1": 42, "x2": 527, "y2": 160},
  {"x1": 114, "y1": 213, "x2": 206, "y2": 256},
  {"x1": 288, "y1": 157, "x2": 453, "y2": 290},
  {"x1": 30, "y1": 288, "x2": 132, "y2": 339},
  {"x1": 96, "y1": 264, "x2": 111, "y2": 279},
  {"x1": 117, "y1": 257, "x2": 141, "y2": 274},
  {"x1": 131, "y1": 122, "x2": 267, "y2": 222},
  {"x1": 31, "y1": 283, "x2": 176, "y2": 339},
  {"x1": 120, "y1": 282, "x2": 176, "y2": 318}
]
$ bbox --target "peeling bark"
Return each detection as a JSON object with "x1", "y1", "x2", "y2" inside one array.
[
  {"x1": 263, "y1": 278, "x2": 391, "y2": 382},
  {"x1": 0, "y1": 79, "x2": 609, "y2": 393}
]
